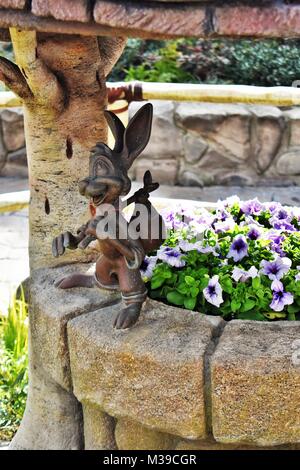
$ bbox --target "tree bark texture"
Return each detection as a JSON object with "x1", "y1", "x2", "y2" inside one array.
[{"x1": 0, "y1": 29, "x2": 126, "y2": 269}]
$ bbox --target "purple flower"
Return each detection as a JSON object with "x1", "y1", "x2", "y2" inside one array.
[
  {"x1": 227, "y1": 235, "x2": 248, "y2": 262},
  {"x1": 270, "y1": 279, "x2": 293, "y2": 312},
  {"x1": 179, "y1": 239, "x2": 219, "y2": 256},
  {"x1": 260, "y1": 256, "x2": 291, "y2": 280},
  {"x1": 203, "y1": 275, "x2": 224, "y2": 308},
  {"x1": 158, "y1": 246, "x2": 186, "y2": 268},
  {"x1": 264, "y1": 201, "x2": 282, "y2": 214},
  {"x1": 162, "y1": 209, "x2": 185, "y2": 230},
  {"x1": 247, "y1": 224, "x2": 262, "y2": 240},
  {"x1": 240, "y1": 198, "x2": 264, "y2": 216},
  {"x1": 214, "y1": 217, "x2": 235, "y2": 233},
  {"x1": 232, "y1": 266, "x2": 258, "y2": 283},
  {"x1": 140, "y1": 256, "x2": 157, "y2": 280},
  {"x1": 179, "y1": 239, "x2": 202, "y2": 252},
  {"x1": 270, "y1": 208, "x2": 295, "y2": 231},
  {"x1": 295, "y1": 266, "x2": 300, "y2": 282},
  {"x1": 264, "y1": 230, "x2": 286, "y2": 256}
]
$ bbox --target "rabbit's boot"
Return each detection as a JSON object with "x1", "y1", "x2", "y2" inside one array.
[{"x1": 114, "y1": 289, "x2": 147, "y2": 329}]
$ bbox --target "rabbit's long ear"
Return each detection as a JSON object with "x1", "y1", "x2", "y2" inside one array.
[
  {"x1": 104, "y1": 110, "x2": 125, "y2": 153},
  {"x1": 123, "y1": 103, "x2": 153, "y2": 169}
]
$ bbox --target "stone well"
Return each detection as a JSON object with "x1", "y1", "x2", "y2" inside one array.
[{"x1": 10, "y1": 263, "x2": 300, "y2": 450}]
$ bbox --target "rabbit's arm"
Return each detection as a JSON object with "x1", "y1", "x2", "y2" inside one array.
[{"x1": 52, "y1": 222, "x2": 94, "y2": 257}]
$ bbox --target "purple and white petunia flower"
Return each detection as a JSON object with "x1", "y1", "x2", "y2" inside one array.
[
  {"x1": 227, "y1": 235, "x2": 249, "y2": 262},
  {"x1": 179, "y1": 239, "x2": 203, "y2": 252},
  {"x1": 270, "y1": 279, "x2": 293, "y2": 312},
  {"x1": 179, "y1": 239, "x2": 219, "y2": 256},
  {"x1": 232, "y1": 266, "x2": 258, "y2": 283},
  {"x1": 262, "y1": 229, "x2": 286, "y2": 256},
  {"x1": 247, "y1": 224, "x2": 262, "y2": 240},
  {"x1": 260, "y1": 256, "x2": 291, "y2": 280},
  {"x1": 161, "y1": 209, "x2": 186, "y2": 230},
  {"x1": 295, "y1": 266, "x2": 300, "y2": 282},
  {"x1": 270, "y1": 208, "x2": 296, "y2": 231},
  {"x1": 158, "y1": 246, "x2": 186, "y2": 268},
  {"x1": 214, "y1": 217, "x2": 236, "y2": 233},
  {"x1": 140, "y1": 256, "x2": 158, "y2": 280},
  {"x1": 203, "y1": 275, "x2": 224, "y2": 308},
  {"x1": 240, "y1": 198, "x2": 264, "y2": 216}
]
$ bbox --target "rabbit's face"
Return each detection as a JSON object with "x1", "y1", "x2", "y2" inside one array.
[{"x1": 79, "y1": 103, "x2": 153, "y2": 207}]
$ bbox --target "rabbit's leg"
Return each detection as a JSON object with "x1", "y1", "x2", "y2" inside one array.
[
  {"x1": 113, "y1": 259, "x2": 147, "y2": 329},
  {"x1": 55, "y1": 273, "x2": 96, "y2": 289},
  {"x1": 94, "y1": 255, "x2": 119, "y2": 290}
]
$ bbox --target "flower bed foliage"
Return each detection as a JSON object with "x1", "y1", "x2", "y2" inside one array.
[
  {"x1": 109, "y1": 38, "x2": 300, "y2": 87},
  {"x1": 0, "y1": 293, "x2": 28, "y2": 441},
  {"x1": 142, "y1": 197, "x2": 300, "y2": 321}
]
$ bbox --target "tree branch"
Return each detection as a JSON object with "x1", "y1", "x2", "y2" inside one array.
[
  {"x1": 0, "y1": 56, "x2": 32, "y2": 100},
  {"x1": 9, "y1": 28, "x2": 65, "y2": 112},
  {"x1": 98, "y1": 36, "x2": 127, "y2": 77}
]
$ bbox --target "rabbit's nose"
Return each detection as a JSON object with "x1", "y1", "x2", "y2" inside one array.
[{"x1": 78, "y1": 178, "x2": 89, "y2": 196}]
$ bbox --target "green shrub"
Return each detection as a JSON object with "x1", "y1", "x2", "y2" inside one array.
[
  {"x1": 0, "y1": 292, "x2": 28, "y2": 441},
  {"x1": 0, "y1": 42, "x2": 14, "y2": 92},
  {"x1": 109, "y1": 38, "x2": 300, "y2": 87}
]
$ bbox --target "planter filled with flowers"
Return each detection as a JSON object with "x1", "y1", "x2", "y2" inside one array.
[{"x1": 142, "y1": 196, "x2": 300, "y2": 322}]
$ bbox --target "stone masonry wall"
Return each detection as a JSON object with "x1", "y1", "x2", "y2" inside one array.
[
  {"x1": 3, "y1": 103, "x2": 300, "y2": 189},
  {"x1": 129, "y1": 101, "x2": 300, "y2": 188},
  {"x1": 10, "y1": 264, "x2": 300, "y2": 450},
  {"x1": 0, "y1": 108, "x2": 26, "y2": 173}
]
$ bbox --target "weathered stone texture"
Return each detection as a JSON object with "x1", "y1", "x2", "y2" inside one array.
[
  {"x1": 115, "y1": 418, "x2": 175, "y2": 450},
  {"x1": 94, "y1": 1, "x2": 206, "y2": 38},
  {"x1": 128, "y1": 101, "x2": 300, "y2": 187},
  {"x1": 83, "y1": 402, "x2": 116, "y2": 450},
  {"x1": 0, "y1": 0, "x2": 26, "y2": 8},
  {"x1": 10, "y1": 361, "x2": 83, "y2": 450},
  {"x1": 29, "y1": 263, "x2": 120, "y2": 390},
  {"x1": 1, "y1": 108, "x2": 25, "y2": 151},
  {"x1": 32, "y1": 0, "x2": 91, "y2": 22},
  {"x1": 215, "y1": 5, "x2": 300, "y2": 38},
  {"x1": 211, "y1": 321, "x2": 300, "y2": 447},
  {"x1": 68, "y1": 299, "x2": 224, "y2": 439}
]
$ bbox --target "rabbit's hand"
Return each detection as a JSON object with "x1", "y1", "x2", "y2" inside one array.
[
  {"x1": 52, "y1": 231, "x2": 82, "y2": 257},
  {"x1": 132, "y1": 170, "x2": 159, "y2": 205}
]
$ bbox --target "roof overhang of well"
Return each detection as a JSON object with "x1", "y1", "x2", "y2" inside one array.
[{"x1": 0, "y1": 1, "x2": 300, "y2": 40}]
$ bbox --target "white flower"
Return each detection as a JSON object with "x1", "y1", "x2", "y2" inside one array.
[
  {"x1": 203, "y1": 275, "x2": 224, "y2": 308},
  {"x1": 232, "y1": 266, "x2": 258, "y2": 283}
]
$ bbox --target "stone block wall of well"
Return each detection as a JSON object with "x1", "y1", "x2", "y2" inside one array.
[
  {"x1": 129, "y1": 101, "x2": 300, "y2": 188},
  {"x1": 10, "y1": 264, "x2": 300, "y2": 450}
]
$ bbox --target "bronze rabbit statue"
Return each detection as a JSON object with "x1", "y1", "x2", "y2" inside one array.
[{"x1": 52, "y1": 103, "x2": 165, "y2": 329}]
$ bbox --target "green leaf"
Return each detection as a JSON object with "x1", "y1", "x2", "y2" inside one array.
[
  {"x1": 184, "y1": 297, "x2": 197, "y2": 310},
  {"x1": 222, "y1": 277, "x2": 233, "y2": 294},
  {"x1": 151, "y1": 277, "x2": 165, "y2": 290},
  {"x1": 190, "y1": 286, "x2": 199, "y2": 298},
  {"x1": 167, "y1": 291, "x2": 185, "y2": 306},
  {"x1": 185, "y1": 275, "x2": 195, "y2": 286},
  {"x1": 288, "y1": 311, "x2": 296, "y2": 321},
  {"x1": 241, "y1": 299, "x2": 256, "y2": 312},
  {"x1": 252, "y1": 277, "x2": 261, "y2": 290},
  {"x1": 231, "y1": 300, "x2": 241, "y2": 312},
  {"x1": 237, "y1": 311, "x2": 266, "y2": 321}
]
